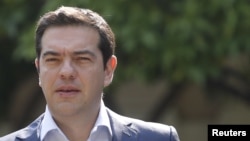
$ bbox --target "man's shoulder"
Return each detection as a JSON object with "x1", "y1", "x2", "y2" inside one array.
[
  {"x1": 0, "y1": 128, "x2": 27, "y2": 141},
  {"x1": 107, "y1": 108, "x2": 180, "y2": 141},
  {"x1": 123, "y1": 114, "x2": 178, "y2": 138},
  {"x1": 0, "y1": 114, "x2": 44, "y2": 141}
]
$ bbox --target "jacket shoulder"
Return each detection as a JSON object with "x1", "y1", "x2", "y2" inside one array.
[
  {"x1": 127, "y1": 117, "x2": 179, "y2": 141},
  {"x1": 0, "y1": 128, "x2": 28, "y2": 141},
  {"x1": 107, "y1": 109, "x2": 180, "y2": 141},
  {"x1": 0, "y1": 114, "x2": 44, "y2": 141}
]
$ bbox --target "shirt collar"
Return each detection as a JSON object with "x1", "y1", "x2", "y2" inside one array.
[
  {"x1": 39, "y1": 100, "x2": 112, "y2": 140},
  {"x1": 91, "y1": 100, "x2": 112, "y2": 136},
  {"x1": 40, "y1": 106, "x2": 68, "y2": 141}
]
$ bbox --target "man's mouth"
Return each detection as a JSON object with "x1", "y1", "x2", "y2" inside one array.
[
  {"x1": 55, "y1": 86, "x2": 80, "y2": 97},
  {"x1": 56, "y1": 89, "x2": 79, "y2": 92}
]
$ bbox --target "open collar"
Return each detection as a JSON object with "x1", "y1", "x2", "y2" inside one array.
[{"x1": 14, "y1": 107, "x2": 139, "y2": 141}]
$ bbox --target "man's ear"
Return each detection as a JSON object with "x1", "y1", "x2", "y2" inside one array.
[
  {"x1": 35, "y1": 58, "x2": 39, "y2": 73},
  {"x1": 104, "y1": 55, "x2": 117, "y2": 87},
  {"x1": 35, "y1": 58, "x2": 41, "y2": 86}
]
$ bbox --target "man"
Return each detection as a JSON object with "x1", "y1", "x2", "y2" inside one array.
[{"x1": 0, "y1": 6, "x2": 180, "y2": 141}]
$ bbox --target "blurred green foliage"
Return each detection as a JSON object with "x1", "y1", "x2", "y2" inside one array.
[{"x1": 1, "y1": 0, "x2": 250, "y2": 117}]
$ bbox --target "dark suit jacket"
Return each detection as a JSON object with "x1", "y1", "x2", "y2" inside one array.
[{"x1": 0, "y1": 108, "x2": 180, "y2": 141}]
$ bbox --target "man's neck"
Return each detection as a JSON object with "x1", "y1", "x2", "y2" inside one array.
[{"x1": 51, "y1": 105, "x2": 100, "y2": 141}]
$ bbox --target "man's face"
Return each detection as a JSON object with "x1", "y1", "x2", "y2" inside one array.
[{"x1": 35, "y1": 25, "x2": 117, "y2": 117}]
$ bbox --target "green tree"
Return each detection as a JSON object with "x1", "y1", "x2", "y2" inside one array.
[{"x1": 1, "y1": 0, "x2": 250, "y2": 124}]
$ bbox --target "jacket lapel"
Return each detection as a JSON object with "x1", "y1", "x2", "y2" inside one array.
[
  {"x1": 15, "y1": 114, "x2": 43, "y2": 141},
  {"x1": 16, "y1": 130, "x2": 39, "y2": 141},
  {"x1": 107, "y1": 109, "x2": 138, "y2": 141}
]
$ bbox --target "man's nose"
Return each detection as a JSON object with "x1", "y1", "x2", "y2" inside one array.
[{"x1": 59, "y1": 60, "x2": 76, "y2": 79}]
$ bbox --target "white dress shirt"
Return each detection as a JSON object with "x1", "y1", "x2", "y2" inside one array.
[{"x1": 39, "y1": 100, "x2": 112, "y2": 141}]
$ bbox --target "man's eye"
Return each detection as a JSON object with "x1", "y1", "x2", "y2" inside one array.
[
  {"x1": 78, "y1": 57, "x2": 90, "y2": 61},
  {"x1": 45, "y1": 58, "x2": 59, "y2": 62}
]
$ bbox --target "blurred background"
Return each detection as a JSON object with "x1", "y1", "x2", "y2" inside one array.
[{"x1": 0, "y1": 0, "x2": 250, "y2": 140}]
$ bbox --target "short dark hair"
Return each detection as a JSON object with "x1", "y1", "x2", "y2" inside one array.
[{"x1": 35, "y1": 6, "x2": 115, "y2": 68}]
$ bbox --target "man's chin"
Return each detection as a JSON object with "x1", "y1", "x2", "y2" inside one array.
[{"x1": 51, "y1": 103, "x2": 81, "y2": 117}]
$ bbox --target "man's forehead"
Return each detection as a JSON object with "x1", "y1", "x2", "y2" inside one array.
[{"x1": 41, "y1": 26, "x2": 100, "y2": 48}]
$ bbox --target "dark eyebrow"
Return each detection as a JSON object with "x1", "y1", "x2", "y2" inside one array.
[{"x1": 42, "y1": 51, "x2": 60, "y2": 58}]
